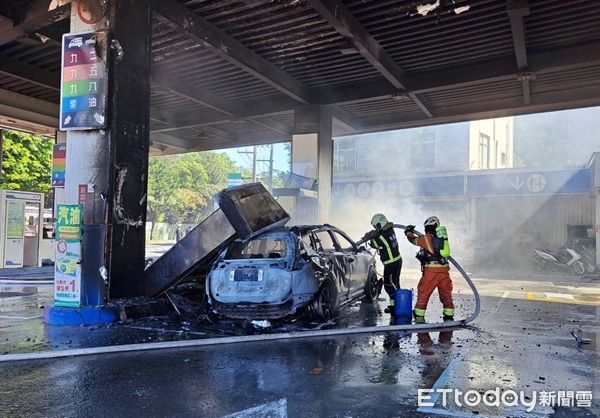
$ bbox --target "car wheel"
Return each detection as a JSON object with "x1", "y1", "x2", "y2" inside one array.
[
  {"x1": 572, "y1": 261, "x2": 585, "y2": 276},
  {"x1": 363, "y1": 268, "x2": 380, "y2": 303},
  {"x1": 310, "y1": 280, "x2": 338, "y2": 321}
]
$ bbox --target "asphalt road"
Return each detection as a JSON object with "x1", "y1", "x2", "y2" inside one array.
[{"x1": 0, "y1": 268, "x2": 599, "y2": 417}]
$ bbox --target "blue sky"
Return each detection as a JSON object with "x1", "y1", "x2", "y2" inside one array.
[{"x1": 220, "y1": 142, "x2": 291, "y2": 173}]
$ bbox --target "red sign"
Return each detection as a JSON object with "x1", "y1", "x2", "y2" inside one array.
[{"x1": 78, "y1": 184, "x2": 88, "y2": 206}]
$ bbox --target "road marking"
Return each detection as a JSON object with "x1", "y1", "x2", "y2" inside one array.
[
  {"x1": 417, "y1": 291, "x2": 510, "y2": 417},
  {"x1": 543, "y1": 292, "x2": 574, "y2": 299},
  {"x1": 223, "y1": 398, "x2": 287, "y2": 418},
  {"x1": 469, "y1": 277, "x2": 599, "y2": 292},
  {"x1": 527, "y1": 292, "x2": 600, "y2": 306},
  {"x1": 418, "y1": 406, "x2": 493, "y2": 417}
]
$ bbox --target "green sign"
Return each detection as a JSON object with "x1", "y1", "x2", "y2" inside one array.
[
  {"x1": 54, "y1": 204, "x2": 83, "y2": 308},
  {"x1": 56, "y1": 204, "x2": 82, "y2": 242},
  {"x1": 227, "y1": 173, "x2": 243, "y2": 188}
]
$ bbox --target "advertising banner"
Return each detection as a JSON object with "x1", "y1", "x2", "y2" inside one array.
[
  {"x1": 54, "y1": 204, "x2": 83, "y2": 307},
  {"x1": 6, "y1": 201, "x2": 25, "y2": 238}
]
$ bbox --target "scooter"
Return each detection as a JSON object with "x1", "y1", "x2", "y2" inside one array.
[
  {"x1": 532, "y1": 246, "x2": 586, "y2": 275},
  {"x1": 571, "y1": 239, "x2": 597, "y2": 274}
]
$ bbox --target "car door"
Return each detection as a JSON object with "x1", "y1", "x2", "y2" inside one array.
[
  {"x1": 312, "y1": 228, "x2": 350, "y2": 300},
  {"x1": 331, "y1": 229, "x2": 369, "y2": 295}
]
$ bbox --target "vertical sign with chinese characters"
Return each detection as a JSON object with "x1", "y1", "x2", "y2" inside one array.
[
  {"x1": 54, "y1": 204, "x2": 83, "y2": 307},
  {"x1": 51, "y1": 144, "x2": 66, "y2": 187},
  {"x1": 60, "y1": 31, "x2": 108, "y2": 130}
]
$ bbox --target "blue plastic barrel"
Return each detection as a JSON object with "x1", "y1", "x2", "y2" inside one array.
[
  {"x1": 392, "y1": 315, "x2": 412, "y2": 325},
  {"x1": 394, "y1": 289, "x2": 413, "y2": 317}
]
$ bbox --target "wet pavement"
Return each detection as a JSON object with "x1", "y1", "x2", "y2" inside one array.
[
  {"x1": 145, "y1": 242, "x2": 175, "y2": 262},
  {"x1": 0, "y1": 270, "x2": 477, "y2": 353},
  {"x1": 0, "y1": 270, "x2": 599, "y2": 417}
]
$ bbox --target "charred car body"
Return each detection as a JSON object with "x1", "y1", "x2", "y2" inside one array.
[{"x1": 206, "y1": 225, "x2": 380, "y2": 320}]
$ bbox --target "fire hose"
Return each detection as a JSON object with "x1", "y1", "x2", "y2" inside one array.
[
  {"x1": 356, "y1": 224, "x2": 481, "y2": 327},
  {"x1": 0, "y1": 227, "x2": 480, "y2": 363}
]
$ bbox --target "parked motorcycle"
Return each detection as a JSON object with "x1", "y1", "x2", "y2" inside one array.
[
  {"x1": 571, "y1": 238, "x2": 597, "y2": 274},
  {"x1": 532, "y1": 245, "x2": 586, "y2": 275}
]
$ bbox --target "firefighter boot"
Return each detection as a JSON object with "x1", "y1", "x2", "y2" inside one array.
[
  {"x1": 413, "y1": 308, "x2": 426, "y2": 324},
  {"x1": 443, "y1": 308, "x2": 455, "y2": 321},
  {"x1": 384, "y1": 299, "x2": 395, "y2": 314}
]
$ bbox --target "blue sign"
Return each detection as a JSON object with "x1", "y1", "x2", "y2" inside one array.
[
  {"x1": 333, "y1": 168, "x2": 592, "y2": 199},
  {"x1": 466, "y1": 168, "x2": 591, "y2": 197},
  {"x1": 333, "y1": 175, "x2": 464, "y2": 199}
]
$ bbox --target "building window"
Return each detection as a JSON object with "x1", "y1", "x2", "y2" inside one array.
[
  {"x1": 410, "y1": 132, "x2": 435, "y2": 169},
  {"x1": 479, "y1": 133, "x2": 490, "y2": 169},
  {"x1": 334, "y1": 138, "x2": 356, "y2": 173}
]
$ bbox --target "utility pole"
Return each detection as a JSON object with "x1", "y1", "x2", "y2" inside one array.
[
  {"x1": 268, "y1": 144, "x2": 274, "y2": 192},
  {"x1": 252, "y1": 145, "x2": 257, "y2": 182},
  {"x1": 256, "y1": 144, "x2": 275, "y2": 192},
  {"x1": 241, "y1": 144, "x2": 275, "y2": 190},
  {"x1": 239, "y1": 146, "x2": 258, "y2": 182}
]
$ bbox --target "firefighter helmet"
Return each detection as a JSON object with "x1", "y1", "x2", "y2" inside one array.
[
  {"x1": 371, "y1": 213, "x2": 388, "y2": 229},
  {"x1": 424, "y1": 216, "x2": 440, "y2": 228}
]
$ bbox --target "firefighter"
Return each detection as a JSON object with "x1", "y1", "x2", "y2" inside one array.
[
  {"x1": 361, "y1": 213, "x2": 402, "y2": 313},
  {"x1": 404, "y1": 216, "x2": 455, "y2": 322}
]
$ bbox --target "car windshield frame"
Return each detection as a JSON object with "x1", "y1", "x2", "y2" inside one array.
[
  {"x1": 299, "y1": 226, "x2": 359, "y2": 254},
  {"x1": 330, "y1": 228, "x2": 359, "y2": 252},
  {"x1": 225, "y1": 234, "x2": 291, "y2": 260}
]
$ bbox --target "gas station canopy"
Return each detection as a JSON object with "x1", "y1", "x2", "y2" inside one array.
[{"x1": 1, "y1": 0, "x2": 599, "y2": 153}]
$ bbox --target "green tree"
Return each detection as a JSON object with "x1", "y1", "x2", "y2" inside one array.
[
  {"x1": 253, "y1": 143, "x2": 291, "y2": 190},
  {"x1": 147, "y1": 151, "x2": 240, "y2": 240},
  {"x1": 0, "y1": 130, "x2": 53, "y2": 197},
  {"x1": 147, "y1": 155, "x2": 176, "y2": 237},
  {"x1": 271, "y1": 169, "x2": 290, "y2": 189}
]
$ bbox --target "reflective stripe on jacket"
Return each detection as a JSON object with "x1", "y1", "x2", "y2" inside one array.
[
  {"x1": 369, "y1": 226, "x2": 401, "y2": 265},
  {"x1": 407, "y1": 233, "x2": 450, "y2": 271}
]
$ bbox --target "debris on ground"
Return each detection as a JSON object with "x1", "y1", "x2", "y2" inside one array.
[
  {"x1": 251, "y1": 320, "x2": 272, "y2": 328},
  {"x1": 570, "y1": 328, "x2": 592, "y2": 345}
]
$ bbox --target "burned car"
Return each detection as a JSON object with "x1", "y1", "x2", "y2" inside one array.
[{"x1": 206, "y1": 225, "x2": 380, "y2": 320}]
